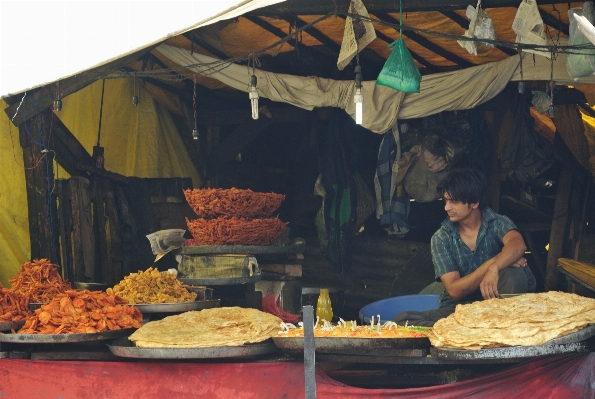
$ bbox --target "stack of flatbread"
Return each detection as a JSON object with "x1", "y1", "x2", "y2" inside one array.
[
  {"x1": 129, "y1": 307, "x2": 282, "y2": 348},
  {"x1": 429, "y1": 292, "x2": 595, "y2": 350}
]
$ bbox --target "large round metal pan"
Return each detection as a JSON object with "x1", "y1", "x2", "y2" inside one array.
[
  {"x1": 134, "y1": 300, "x2": 220, "y2": 314},
  {"x1": 179, "y1": 275, "x2": 261, "y2": 286},
  {"x1": 0, "y1": 328, "x2": 136, "y2": 343},
  {"x1": 180, "y1": 239, "x2": 305, "y2": 255},
  {"x1": 0, "y1": 320, "x2": 25, "y2": 332},
  {"x1": 273, "y1": 335, "x2": 431, "y2": 353},
  {"x1": 430, "y1": 341, "x2": 592, "y2": 360},
  {"x1": 546, "y1": 323, "x2": 595, "y2": 345},
  {"x1": 107, "y1": 337, "x2": 277, "y2": 359},
  {"x1": 430, "y1": 324, "x2": 595, "y2": 360}
]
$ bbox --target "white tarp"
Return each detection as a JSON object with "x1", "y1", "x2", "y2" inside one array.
[
  {"x1": 158, "y1": 44, "x2": 595, "y2": 133},
  {"x1": 1, "y1": 0, "x2": 285, "y2": 97}
]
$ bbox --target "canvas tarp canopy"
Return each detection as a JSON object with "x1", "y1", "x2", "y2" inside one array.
[{"x1": 158, "y1": 44, "x2": 595, "y2": 133}]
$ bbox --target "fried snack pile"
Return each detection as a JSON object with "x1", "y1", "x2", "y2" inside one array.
[
  {"x1": 18, "y1": 290, "x2": 142, "y2": 334},
  {"x1": 129, "y1": 307, "x2": 282, "y2": 348},
  {"x1": 0, "y1": 288, "x2": 32, "y2": 322},
  {"x1": 184, "y1": 188, "x2": 285, "y2": 219},
  {"x1": 9, "y1": 259, "x2": 72, "y2": 303},
  {"x1": 428, "y1": 292, "x2": 595, "y2": 350},
  {"x1": 278, "y1": 320, "x2": 431, "y2": 338},
  {"x1": 185, "y1": 216, "x2": 287, "y2": 246},
  {"x1": 107, "y1": 267, "x2": 197, "y2": 304}
]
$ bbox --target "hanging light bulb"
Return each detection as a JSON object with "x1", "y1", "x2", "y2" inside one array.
[
  {"x1": 518, "y1": 81, "x2": 525, "y2": 94},
  {"x1": 192, "y1": 128, "x2": 199, "y2": 140},
  {"x1": 249, "y1": 75, "x2": 259, "y2": 120},
  {"x1": 354, "y1": 65, "x2": 363, "y2": 125}
]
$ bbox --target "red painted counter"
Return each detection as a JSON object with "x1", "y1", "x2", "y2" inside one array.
[{"x1": 0, "y1": 353, "x2": 593, "y2": 398}]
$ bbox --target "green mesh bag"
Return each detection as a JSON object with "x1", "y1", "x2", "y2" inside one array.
[{"x1": 376, "y1": 38, "x2": 421, "y2": 93}]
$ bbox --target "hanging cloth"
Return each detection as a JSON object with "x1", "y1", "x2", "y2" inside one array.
[
  {"x1": 374, "y1": 124, "x2": 410, "y2": 237},
  {"x1": 319, "y1": 109, "x2": 358, "y2": 275}
]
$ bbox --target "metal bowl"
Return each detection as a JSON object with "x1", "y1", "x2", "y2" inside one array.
[{"x1": 74, "y1": 282, "x2": 112, "y2": 291}]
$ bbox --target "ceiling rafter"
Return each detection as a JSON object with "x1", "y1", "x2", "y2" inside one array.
[
  {"x1": 538, "y1": 9, "x2": 569, "y2": 36},
  {"x1": 375, "y1": 12, "x2": 475, "y2": 68},
  {"x1": 249, "y1": 0, "x2": 576, "y2": 16},
  {"x1": 439, "y1": 10, "x2": 517, "y2": 57},
  {"x1": 242, "y1": 15, "x2": 322, "y2": 57},
  {"x1": 182, "y1": 32, "x2": 230, "y2": 61},
  {"x1": 280, "y1": 13, "x2": 391, "y2": 76}
]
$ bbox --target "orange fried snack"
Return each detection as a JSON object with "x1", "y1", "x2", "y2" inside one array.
[
  {"x1": 0, "y1": 288, "x2": 32, "y2": 322},
  {"x1": 17, "y1": 290, "x2": 142, "y2": 334},
  {"x1": 9, "y1": 259, "x2": 72, "y2": 303},
  {"x1": 184, "y1": 188, "x2": 285, "y2": 219},
  {"x1": 186, "y1": 216, "x2": 287, "y2": 246}
]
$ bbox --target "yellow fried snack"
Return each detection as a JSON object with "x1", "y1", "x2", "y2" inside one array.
[{"x1": 107, "y1": 267, "x2": 196, "y2": 304}]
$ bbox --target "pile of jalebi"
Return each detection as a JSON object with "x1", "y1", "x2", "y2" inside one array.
[
  {"x1": 17, "y1": 290, "x2": 142, "y2": 334},
  {"x1": 185, "y1": 216, "x2": 287, "y2": 246},
  {"x1": 184, "y1": 188, "x2": 285, "y2": 219},
  {"x1": 107, "y1": 267, "x2": 197, "y2": 304},
  {"x1": 9, "y1": 259, "x2": 72, "y2": 303},
  {"x1": 0, "y1": 288, "x2": 32, "y2": 322}
]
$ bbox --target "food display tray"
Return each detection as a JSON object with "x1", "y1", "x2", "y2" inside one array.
[
  {"x1": 108, "y1": 337, "x2": 278, "y2": 359},
  {"x1": 28, "y1": 303, "x2": 45, "y2": 311},
  {"x1": 179, "y1": 276, "x2": 262, "y2": 286},
  {"x1": 180, "y1": 240, "x2": 305, "y2": 255},
  {"x1": 273, "y1": 336, "x2": 430, "y2": 356},
  {"x1": 134, "y1": 300, "x2": 220, "y2": 314},
  {"x1": 0, "y1": 320, "x2": 25, "y2": 332},
  {"x1": 430, "y1": 324, "x2": 595, "y2": 360},
  {"x1": 0, "y1": 328, "x2": 136, "y2": 344}
]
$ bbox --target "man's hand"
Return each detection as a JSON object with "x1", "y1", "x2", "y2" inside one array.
[
  {"x1": 510, "y1": 257, "x2": 528, "y2": 268},
  {"x1": 479, "y1": 266, "x2": 500, "y2": 299}
]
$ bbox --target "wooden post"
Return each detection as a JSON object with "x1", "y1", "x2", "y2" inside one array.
[
  {"x1": 544, "y1": 166, "x2": 573, "y2": 291},
  {"x1": 19, "y1": 110, "x2": 60, "y2": 263}
]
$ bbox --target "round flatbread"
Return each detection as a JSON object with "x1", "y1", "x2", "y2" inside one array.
[{"x1": 129, "y1": 307, "x2": 282, "y2": 348}]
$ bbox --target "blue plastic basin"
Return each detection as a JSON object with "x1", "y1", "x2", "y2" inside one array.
[{"x1": 359, "y1": 294, "x2": 441, "y2": 324}]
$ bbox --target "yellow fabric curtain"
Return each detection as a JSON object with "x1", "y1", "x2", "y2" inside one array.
[
  {"x1": 0, "y1": 78, "x2": 201, "y2": 287},
  {"x1": 0, "y1": 100, "x2": 31, "y2": 287}
]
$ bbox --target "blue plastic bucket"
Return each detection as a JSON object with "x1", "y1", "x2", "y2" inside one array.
[{"x1": 359, "y1": 294, "x2": 441, "y2": 324}]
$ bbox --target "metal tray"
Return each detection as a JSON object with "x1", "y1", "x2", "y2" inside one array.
[
  {"x1": 273, "y1": 335, "x2": 431, "y2": 354},
  {"x1": 546, "y1": 323, "x2": 595, "y2": 345},
  {"x1": 180, "y1": 239, "x2": 305, "y2": 255},
  {"x1": 431, "y1": 341, "x2": 593, "y2": 360},
  {"x1": 179, "y1": 275, "x2": 262, "y2": 286},
  {"x1": 0, "y1": 328, "x2": 136, "y2": 343},
  {"x1": 430, "y1": 324, "x2": 595, "y2": 360},
  {"x1": 108, "y1": 337, "x2": 278, "y2": 359},
  {"x1": 0, "y1": 320, "x2": 25, "y2": 332},
  {"x1": 134, "y1": 300, "x2": 220, "y2": 314}
]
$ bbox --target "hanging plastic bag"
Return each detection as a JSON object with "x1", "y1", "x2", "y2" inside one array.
[
  {"x1": 458, "y1": 1, "x2": 496, "y2": 55},
  {"x1": 376, "y1": 38, "x2": 421, "y2": 93},
  {"x1": 567, "y1": 2, "x2": 595, "y2": 78}
]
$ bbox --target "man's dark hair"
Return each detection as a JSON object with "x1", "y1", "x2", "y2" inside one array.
[{"x1": 436, "y1": 168, "x2": 488, "y2": 210}]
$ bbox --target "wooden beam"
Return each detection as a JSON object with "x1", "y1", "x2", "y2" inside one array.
[
  {"x1": 249, "y1": 0, "x2": 572, "y2": 15},
  {"x1": 183, "y1": 32, "x2": 229, "y2": 60},
  {"x1": 538, "y1": 9, "x2": 569, "y2": 36},
  {"x1": 19, "y1": 110, "x2": 60, "y2": 263},
  {"x1": 375, "y1": 12, "x2": 475, "y2": 68},
  {"x1": 243, "y1": 15, "x2": 318, "y2": 56},
  {"x1": 544, "y1": 166, "x2": 572, "y2": 291},
  {"x1": 205, "y1": 116, "x2": 273, "y2": 180},
  {"x1": 5, "y1": 45, "x2": 157, "y2": 127}
]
